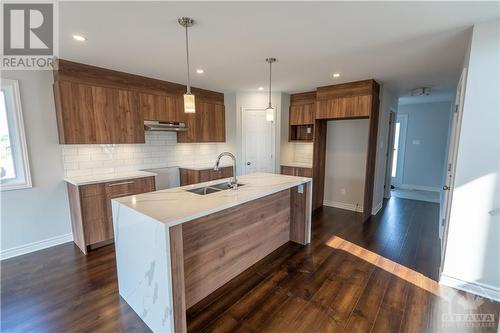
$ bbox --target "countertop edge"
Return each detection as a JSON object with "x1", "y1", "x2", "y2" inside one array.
[
  {"x1": 64, "y1": 171, "x2": 158, "y2": 186},
  {"x1": 113, "y1": 177, "x2": 312, "y2": 227}
]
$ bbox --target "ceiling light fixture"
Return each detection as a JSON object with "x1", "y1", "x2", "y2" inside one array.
[
  {"x1": 196, "y1": 69, "x2": 204, "y2": 74},
  {"x1": 333, "y1": 73, "x2": 340, "y2": 78},
  {"x1": 73, "y1": 35, "x2": 87, "y2": 42},
  {"x1": 411, "y1": 87, "x2": 432, "y2": 96},
  {"x1": 178, "y1": 17, "x2": 196, "y2": 114},
  {"x1": 258, "y1": 87, "x2": 264, "y2": 91},
  {"x1": 265, "y1": 57, "x2": 276, "y2": 122}
]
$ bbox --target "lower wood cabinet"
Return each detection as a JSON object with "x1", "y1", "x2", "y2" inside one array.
[
  {"x1": 67, "y1": 176, "x2": 155, "y2": 254},
  {"x1": 179, "y1": 166, "x2": 233, "y2": 186},
  {"x1": 281, "y1": 165, "x2": 313, "y2": 178}
]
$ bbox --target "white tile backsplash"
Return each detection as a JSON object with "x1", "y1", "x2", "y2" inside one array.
[
  {"x1": 292, "y1": 142, "x2": 314, "y2": 164},
  {"x1": 61, "y1": 132, "x2": 231, "y2": 177}
]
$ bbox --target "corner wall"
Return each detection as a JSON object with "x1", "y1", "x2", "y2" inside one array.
[
  {"x1": 0, "y1": 71, "x2": 72, "y2": 256},
  {"x1": 441, "y1": 18, "x2": 500, "y2": 301}
]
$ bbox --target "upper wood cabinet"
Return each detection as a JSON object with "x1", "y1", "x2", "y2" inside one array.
[
  {"x1": 177, "y1": 98, "x2": 225, "y2": 143},
  {"x1": 289, "y1": 91, "x2": 316, "y2": 125},
  {"x1": 54, "y1": 80, "x2": 145, "y2": 144},
  {"x1": 53, "y1": 59, "x2": 225, "y2": 144},
  {"x1": 290, "y1": 103, "x2": 315, "y2": 125},
  {"x1": 139, "y1": 92, "x2": 185, "y2": 123},
  {"x1": 316, "y1": 95, "x2": 371, "y2": 120},
  {"x1": 289, "y1": 91, "x2": 316, "y2": 142},
  {"x1": 316, "y1": 80, "x2": 377, "y2": 120}
]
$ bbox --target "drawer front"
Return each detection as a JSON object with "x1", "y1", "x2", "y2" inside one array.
[{"x1": 106, "y1": 180, "x2": 136, "y2": 198}]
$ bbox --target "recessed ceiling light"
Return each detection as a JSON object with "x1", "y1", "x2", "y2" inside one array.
[
  {"x1": 333, "y1": 73, "x2": 341, "y2": 78},
  {"x1": 73, "y1": 35, "x2": 87, "y2": 42},
  {"x1": 258, "y1": 87, "x2": 264, "y2": 91},
  {"x1": 196, "y1": 69, "x2": 204, "y2": 74}
]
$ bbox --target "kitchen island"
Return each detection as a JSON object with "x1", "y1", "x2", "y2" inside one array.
[{"x1": 111, "y1": 172, "x2": 312, "y2": 333}]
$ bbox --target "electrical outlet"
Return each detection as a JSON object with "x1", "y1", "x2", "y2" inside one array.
[{"x1": 341, "y1": 188, "x2": 346, "y2": 195}]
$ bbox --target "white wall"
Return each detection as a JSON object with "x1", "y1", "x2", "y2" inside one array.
[
  {"x1": 442, "y1": 18, "x2": 500, "y2": 300},
  {"x1": 1, "y1": 71, "x2": 72, "y2": 254},
  {"x1": 397, "y1": 101, "x2": 452, "y2": 190},
  {"x1": 323, "y1": 119, "x2": 369, "y2": 211}
]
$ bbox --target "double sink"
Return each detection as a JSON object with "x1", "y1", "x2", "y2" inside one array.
[{"x1": 186, "y1": 182, "x2": 245, "y2": 195}]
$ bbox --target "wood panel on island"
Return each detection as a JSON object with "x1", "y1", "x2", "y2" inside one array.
[
  {"x1": 111, "y1": 173, "x2": 312, "y2": 332},
  {"x1": 52, "y1": 59, "x2": 226, "y2": 144},
  {"x1": 67, "y1": 176, "x2": 155, "y2": 254}
]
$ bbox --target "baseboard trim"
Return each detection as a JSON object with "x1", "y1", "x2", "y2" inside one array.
[
  {"x1": 0, "y1": 233, "x2": 73, "y2": 261},
  {"x1": 323, "y1": 200, "x2": 363, "y2": 213},
  {"x1": 398, "y1": 184, "x2": 441, "y2": 192},
  {"x1": 372, "y1": 201, "x2": 383, "y2": 215},
  {"x1": 440, "y1": 274, "x2": 500, "y2": 302}
]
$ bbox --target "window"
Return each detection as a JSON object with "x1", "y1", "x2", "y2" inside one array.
[{"x1": 0, "y1": 79, "x2": 31, "y2": 191}]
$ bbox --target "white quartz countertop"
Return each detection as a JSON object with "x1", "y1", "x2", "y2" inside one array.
[
  {"x1": 281, "y1": 162, "x2": 313, "y2": 168},
  {"x1": 114, "y1": 172, "x2": 311, "y2": 227},
  {"x1": 65, "y1": 171, "x2": 157, "y2": 186}
]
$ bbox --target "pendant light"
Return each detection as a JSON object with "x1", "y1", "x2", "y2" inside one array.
[
  {"x1": 178, "y1": 17, "x2": 195, "y2": 113},
  {"x1": 265, "y1": 57, "x2": 276, "y2": 122}
]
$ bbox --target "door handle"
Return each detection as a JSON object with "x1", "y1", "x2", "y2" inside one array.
[
  {"x1": 443, "y1": 185, "x2": 450, "y2": 190},
  {"x1": 246, "y1": 162, "x2": 251, "y2": 166}
]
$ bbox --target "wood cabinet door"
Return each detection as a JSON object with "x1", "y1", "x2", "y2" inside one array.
[
  {"x1": 140, "y1": 93, "x2": 184, "y2": 123},
  {"x1": 289, "y1": 105, "x2": 303, "y2": 125},
  {"x1": 281, "y1": 166, "x2": 296, "y2": 176},
  {"x1": 290, "y1": 103, "x2": 315, "y2": 125},
  {"x1": 54, "y1": 81, "x2": 97, "y2": 144},
  {"x1": 297, "y1": 167, "x2": 313, "y2": 178},
  {"x1": 316, "y1": 95, "x2": 371, "y2": 120},
  {"x1": 177, "y1": 99, "x2": 225, "y2": 143},
  {"x1": 80, "y1": 184, "x2": 110, "y2": 245},
  {"x1": 55, "y1": 81, "x2": 144, "y2": 144}
]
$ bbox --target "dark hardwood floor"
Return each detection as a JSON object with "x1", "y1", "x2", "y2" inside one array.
[{"x1": 2, "y1": 197, "x2": 499, "y2": 332}]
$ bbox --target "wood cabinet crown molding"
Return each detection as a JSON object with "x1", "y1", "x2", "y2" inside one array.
[{"x1": 54, "y1": 58, "x2": 224, "y2": 102}]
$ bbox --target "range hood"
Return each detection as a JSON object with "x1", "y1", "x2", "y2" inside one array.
[{"x1": 144, "y1": 121, "x2": 187, "y2": 132}]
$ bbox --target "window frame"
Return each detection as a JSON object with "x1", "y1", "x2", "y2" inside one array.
[{"x1": 0, "y1": 79, "x2": 32, "y2": 191}]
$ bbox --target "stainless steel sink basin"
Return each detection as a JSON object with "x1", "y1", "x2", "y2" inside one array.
[
  {"x1": 211, "y1": 183, "x2": 245, "y2": 190},
  {"x1": 185, "y1": 183, "x2": 245, "y2": 195}
]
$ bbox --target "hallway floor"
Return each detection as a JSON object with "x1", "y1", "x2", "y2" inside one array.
[
  {"x1": 1, "y1": 197, "x2": 499, "y2": 332},
  {"x1": 391, "y1": 188, "x2": 440, "y2": 203}
]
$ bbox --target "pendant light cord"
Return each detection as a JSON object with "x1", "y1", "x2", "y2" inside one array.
[
  {"x1": 185, "y1": 25, "x2": 191, "y2": 94},
  {"x1": 268, "y1": 60, "x2": 272, "y2": 108}
]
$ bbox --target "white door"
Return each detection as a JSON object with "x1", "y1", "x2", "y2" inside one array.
[
  {"x1": 242, "y1": 108, "x2": 275, "y2": 174},
  {"x1": 390, "y1": 114, "x2": 408, "y2": 187},
  {"x1": 439, "y1": 68, "x2": 467, "y2": 274}
]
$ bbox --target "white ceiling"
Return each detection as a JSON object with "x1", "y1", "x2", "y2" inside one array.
[{"x1": 59, "y1": 2, "x2": 499, "y2": 100}]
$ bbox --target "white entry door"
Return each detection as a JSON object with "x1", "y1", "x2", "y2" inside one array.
[
  {"x1": 242, "y1": 108, "x2": 275, "y2": 174},
  {"x1": 439, "y1": 67, "x2": 467, "y2": 274}
]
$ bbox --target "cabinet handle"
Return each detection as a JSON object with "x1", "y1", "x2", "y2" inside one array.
[{"x1": 108, "y1": 181, "x2": 134, "y2": 187}]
